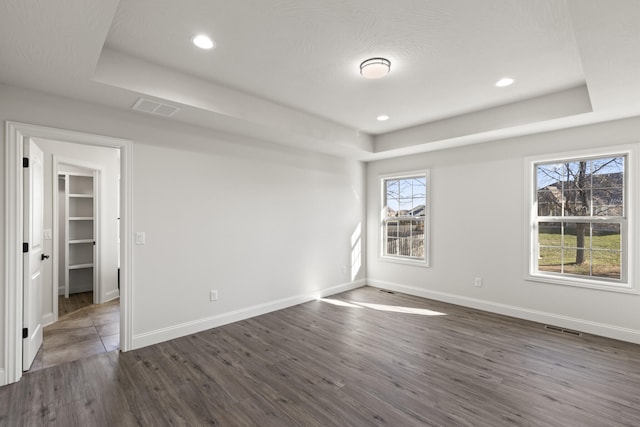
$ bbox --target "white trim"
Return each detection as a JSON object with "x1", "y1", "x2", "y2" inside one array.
[
  {"x1": 3, "y1": 121, "x2": 133, "y2": 386},
  {"x1": 379, "y1": 169, "x2": 430, "y2": 267},
  {"x1": 41, "y1": 313, "x2": 54, "y2": 327},
  {"x1": 132, "y1": 279, "x2": 366, "y2": 350},
  {"x1": 367, "y1": 278, "x2": 640, "y2": 344},
  {"x1": 0, "y1": 369, "x2": 5, "y2": 385},
  {"x1": 4, "y1": 124, "x2": 23, "y2": 385},
  {"x1": 524, "y1": 144, "x2": 640, "y2": 294},
  {"x1": 105, "y1": 288, "x2": 120, "y2": 301}
]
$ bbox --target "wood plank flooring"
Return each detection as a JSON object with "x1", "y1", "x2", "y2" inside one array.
[{"x1": 3, "y1": 286, "x2": 640, "y2": 426}]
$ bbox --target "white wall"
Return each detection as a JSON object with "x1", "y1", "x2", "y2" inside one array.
[
  {"x1": 34, "y1": 138, "x2": 120, "y2": 326},
  {"x1": 0, "y1": 84, "x2": 366, "y2": 377},
  {"x1": 367, "y1": 117, "x2": 640, "y2": 342}
]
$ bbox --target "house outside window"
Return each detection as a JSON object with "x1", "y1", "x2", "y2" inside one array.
[
  {"x1": 527, "y1": 146, "x2": 638, "y2": 293},
  {"x1": 381, "y1": 171, "x2": 429, "y2": 266}
]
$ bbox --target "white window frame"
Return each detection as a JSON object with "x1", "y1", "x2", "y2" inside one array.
[
  {"x1": 525, "y1": 144, "x2": 639, "y2": 293},
  {"x1": 380, "y1": 170, "x2": 430, "y2": 267}
]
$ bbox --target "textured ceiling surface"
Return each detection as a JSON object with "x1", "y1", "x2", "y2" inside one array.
[
  {"x1": 0, "y1": 0, "x2": 639, "y2": 160},
  {"x1": 105, "y1": 0, "x2": 584, "y2": 133}
]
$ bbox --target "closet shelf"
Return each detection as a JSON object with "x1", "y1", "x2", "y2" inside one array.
[
  {"x1": 69, "y1": 263, "x2": 93, "y2": 270},
  {"x1": 62, "y1": 172, "x2": 96, "y2": 299}
]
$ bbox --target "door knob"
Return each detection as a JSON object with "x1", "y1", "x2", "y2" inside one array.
[{"x1": 41, "y1": 254, "x2": 50, "y2": 261}]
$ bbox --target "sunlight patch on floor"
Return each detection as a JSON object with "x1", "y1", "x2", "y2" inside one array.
[
  {"x1": 319, "y1": 298, "x2": 363, "y2": 308},
  {"x1": 319, "y1": 298, "x2": 446, "y2": 316}
]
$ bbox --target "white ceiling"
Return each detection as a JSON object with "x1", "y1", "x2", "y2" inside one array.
[{"x1": 1, "y1": 0, "x2": 639, "y2": 160}]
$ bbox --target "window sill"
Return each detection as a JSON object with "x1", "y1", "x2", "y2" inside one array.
[
  {"x1": 526, "y1": 273, "x2": 640, "y2": 294},
  {"x1": 380, "y1": 255, "x2": 429, "y2": 268}
]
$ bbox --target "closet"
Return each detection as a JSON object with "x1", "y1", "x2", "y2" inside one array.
[{"x1": 58, "y1": 170, "x2": 98, "y2": 300}]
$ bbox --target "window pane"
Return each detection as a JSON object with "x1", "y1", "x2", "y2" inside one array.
[
  {"x1": 591, "y1": 156, "x2": 624, "y2": 180},
  {"x1": 537, "y1": 163, "x2": 565, "y2": 189},
  {"x1": 539, "y1": 247, "x2": 562, "y2": 273},
  {"x1": 592, "y1": 223, "x2": 620, "y2": 250},
  {"x1": 538, "y1": 222, "x2": 562, "y2": 247},
  {"x1": 592, "y1": 250, "x2": 621, "y2": 279},
  {"x1": 561, "y1": 248, "x2": 592, "y2": 277},
  {"x1": 537, "y1": 189, "x2": 562, "y2": 216},
  {"x1": 563, "y1": 189, "x2": 591, "y2": 216},
  {"x1": 399, "y1": 198, "x2": 415, "y2": 213},
  {"x1": 538, "y1": 220, "x2": 623, "y2": 280},
  {"x1": 593, "y1": 188, "x2": 623, "y2": 216},
  {"x1": 562, "y1": 222, "x2": 591, "y2": 250},
  {"x1": 564, "y1": 161, "x2": 591, "y2": 191},
  {"x1": 384, "y1": 219, "x2": 424, "y2": 258},
  {"x1": 385, "y1": 220, "x2": 399, "y2": 237},
  {"x1": 386, "y1": 179, "x2": 399, "y2": 199}
]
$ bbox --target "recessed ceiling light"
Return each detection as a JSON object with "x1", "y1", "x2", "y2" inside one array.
[
  {"x1": 495, "y1": 77, "x2": 514, "y2": 87},
  {"x1": 192, "y1": 34, "x2": 215, "y2": 50},
  {"x1": 360, "y1": 58, "x2": 391, "y2": 79},
  {"x1": 377, "y1": 115, "x2": 390, "y2": 121}
]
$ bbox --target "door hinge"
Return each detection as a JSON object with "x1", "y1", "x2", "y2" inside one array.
[
  {"x1": 23, "y1": 242, "x2": 29, "y2": 253},
  {"x1": 22, "y1": 157, "x2": 29, "y2": 168},
  {"x1": 22, "y1": 328, "x2": 28, "y2": 339}
]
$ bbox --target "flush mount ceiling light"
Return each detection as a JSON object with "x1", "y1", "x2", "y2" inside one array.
[
  {"x1": 192, "y1": 34, "x2": 215, "y2": 50},
  {"x1": 495, "y1": 77, "x2": 514, "y2": 87},
  {"x1": 360, "y1": 57, "x2": 391, "y2": 79},
  {"x1": 377, "y1": 115, "x2": 390, "y2": 121}
]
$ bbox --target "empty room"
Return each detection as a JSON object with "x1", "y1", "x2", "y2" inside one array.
[{"x1": 1, "y1": 0, "x2": 640, "y2": 425}]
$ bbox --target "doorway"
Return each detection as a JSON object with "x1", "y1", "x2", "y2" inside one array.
[
  {"x1": 4, "y1": 121, "x2": 132, "y2": 386},
  {"x1": 27, "y1": 148, "x2": 119, "y2": 372}
]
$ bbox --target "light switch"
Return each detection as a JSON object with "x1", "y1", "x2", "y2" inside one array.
[
  {"x1": 135, "y1": 232, "x2": 146, "y2": 245},
  {"x1": 43, "y1": 229, "x2": 52, "y2": 240}
]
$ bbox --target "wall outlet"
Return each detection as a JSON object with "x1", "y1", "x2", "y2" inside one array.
[
  {"x1": 342, "y1": 265, "x2": 347, "y2": 274},
  {"x1": 209, "y1": 290, "x2": 218, "y2": 301},
  {"x1": 474, "y1": 277, "x2": 483, "y2": 287}
]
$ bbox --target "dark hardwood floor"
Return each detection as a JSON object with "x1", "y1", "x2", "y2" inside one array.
[{"x1": 2, "y1": 286, "x2": 640, "y2": 426}]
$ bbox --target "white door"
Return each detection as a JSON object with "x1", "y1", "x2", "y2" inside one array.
[{"x1": 23, "y1": 138, "x2": 45, "y2": 370}]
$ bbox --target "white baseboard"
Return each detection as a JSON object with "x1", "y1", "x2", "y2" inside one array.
[
  {"x1": 0, "y1": 368, "x2": 5, "y2": 387},
  {"x1": 131, "y1": 279, "x2": 366, "y2": 350},
  {"x1": 104, "y1": 288, "x2": 120, "y2": 302},
  {"x1": 42, "y1": 312, "x2": 54, "y2": 328},
  {"x1": 367, "y1": 279, "x2": 640, "y2": 345}
]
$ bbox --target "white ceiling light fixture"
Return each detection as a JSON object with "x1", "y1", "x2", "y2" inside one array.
[
  {"x1": 192, "y1": 34, "x2": 215, "y2": 50},
  {"x1": 377, "y1": 115, "x2": 390, "y2": 121},
  {"x1": 360, "y1": 57, "x2": 391, "y2": 79},
  {"x1": 495, "y1": 77, "x2": 514, "y2": 87}
]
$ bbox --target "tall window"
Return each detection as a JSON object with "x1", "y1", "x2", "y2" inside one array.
[
  {"x1": 529, "y1": 148, "x2": 637, "y2": 292},
  {"x1": 381, "y1": 172, "x2": 429, "y2": 265}
]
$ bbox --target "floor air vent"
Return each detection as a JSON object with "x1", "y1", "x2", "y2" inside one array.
[
  {"x1": 379, "y1": 289, "x2": 395, "y2": 294},
  {"x1": 132, "y1": 98, "x2": 180, "y2": 117},
  {"x1": 544, "y1": 325, "x2": 582, "y2": 337}
]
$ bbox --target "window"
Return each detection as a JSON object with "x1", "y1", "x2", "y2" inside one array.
[
  {"x1": 381, "y1": 171, "x2": 429, "y2": 265},
  {"x1": 528, "y1": 147, "x2": 638, "y2": 292}
]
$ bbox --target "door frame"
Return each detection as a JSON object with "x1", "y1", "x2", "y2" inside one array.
[{"x1": 4, "y1": 121, "x2": 133, "y2": 385}]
